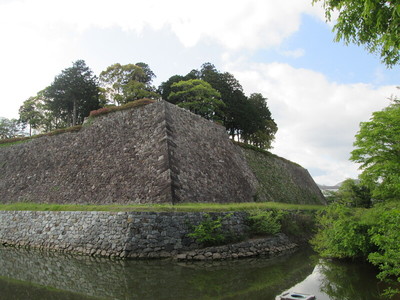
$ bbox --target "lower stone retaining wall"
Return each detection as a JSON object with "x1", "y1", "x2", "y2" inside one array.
[{"x1": 0, "y1": 211, "x2": 297, "y2": 260}]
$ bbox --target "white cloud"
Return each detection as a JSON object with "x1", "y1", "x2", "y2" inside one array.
[
  {"x1": 280, "y1": 48, "x2": 306, "y2": 58},
  {"x1": 0, "y1": 0, "x2": 325, "y2": 50},
  {"x1": 224, "y1": 61, "x2": 397, "y2": 185},
  {"x1": 0, "y1": 0, "x2": 325, "y2": 119}
]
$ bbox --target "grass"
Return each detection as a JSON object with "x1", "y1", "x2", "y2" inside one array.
[{"x1": 0, "y1": 202, "x2": 324, "y2": 212}]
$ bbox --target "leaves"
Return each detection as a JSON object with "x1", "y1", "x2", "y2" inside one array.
[
  {"x1": 45, "y1": 60, "x2": 101, "y2": 126},
  {"x1": 99, "y1": 63, "x2": 158, "y2": 105},
  {"x1": 313, "y1": 0, "x2": 400, "y2": 67},
  {"x1": 350, "y1": 101, "x2": 400, "y2": 201},
  {"x1": 168, "y1": 79, "x2": 225, "y2": 121}
]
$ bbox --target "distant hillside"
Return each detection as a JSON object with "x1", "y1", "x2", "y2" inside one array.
[{"x1": 318, "y1": 179, "x2": 360, "y2": 192}]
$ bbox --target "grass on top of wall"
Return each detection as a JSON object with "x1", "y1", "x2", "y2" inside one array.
[
  {"x1": 0, "y1": 202, "x2": 324, "y2": 212},
  {"x1": 0, "y1": 99, "x2": 156, "y2": 148}
]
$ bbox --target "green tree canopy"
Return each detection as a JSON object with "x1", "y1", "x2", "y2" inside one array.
[
  {"x1": 19, "y1": 96, "x2": 44, "y2": 136},
  {"x1": 99, "y1": 62, "x2": 159, "y2": 105},
  {"x1": 313, "y1": 0, "x2": 400, "y2": 67},
  {"x1": 328, "y1": 178, "x2": 372, "y2": 208},
  {"x1": 0, "y1": 117, "x2": 22, "y2": 139},
  {"x1": 160, "y1": 63, "x2": 278, "y2": 149},
  {"x1": 45, "y1": 60, "x2": 101, "y2": 126},
  {"x1": 168, "y1": 79, "x2": 225, "y2": 120},
  {"x1": 350, "y1": 99, "x2": 400, "y2": 200}
]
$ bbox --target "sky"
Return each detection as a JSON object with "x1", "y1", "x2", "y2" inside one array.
[{"x1": 1, "y1": 0, "x2": 399, "y2": 185}]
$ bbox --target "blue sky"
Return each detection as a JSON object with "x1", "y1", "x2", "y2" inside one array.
[{"x1": 0, "y1": 0, "x2": 398, "y2": 185}]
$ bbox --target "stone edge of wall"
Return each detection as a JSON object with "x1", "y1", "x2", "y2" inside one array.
[{"x1": 0, "y1": 210, "x2": 298, "y2": 261}]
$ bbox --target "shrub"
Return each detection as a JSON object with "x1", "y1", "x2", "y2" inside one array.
[
  {"x1": 311, "y1": 204, "x2": 372, "y2": 259},
  {"x1": 187, "y1": 213, "x2": 231, "y2": 246},
  {"x1": 247, "y1": 209, "x2": 286, "y2": 236},
  {"x1": 312, "y1": 202, "x2": 400, "y2": 298},
  {"x1": 368, "y1": 207, "x2": 400, "y2": 297}
]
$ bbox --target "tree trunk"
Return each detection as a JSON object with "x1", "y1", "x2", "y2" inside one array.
[{"x1": 72, "y1": 99, "x2": 77, "y2": 126}]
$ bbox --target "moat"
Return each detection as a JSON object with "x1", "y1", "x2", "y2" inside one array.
[{"x1": 0, "y1": 246, "x2": 384, "y2": 300}]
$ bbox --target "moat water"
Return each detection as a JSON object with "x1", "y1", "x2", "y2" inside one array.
[{"x1": 0, "y1": 246, "x2": 387, "y2": 300}]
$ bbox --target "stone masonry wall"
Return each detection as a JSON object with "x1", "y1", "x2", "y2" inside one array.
[
  {"x1": 0, "y1": 101, "x2": 258, "y2": 204},
  {"x1": 0, "y1": 211, "x2": 296, "y2": 260},
  {"x1": 0, "y1": 102, "x2": 173, "y2": 204}
]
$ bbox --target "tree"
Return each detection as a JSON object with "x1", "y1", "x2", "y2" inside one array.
[
  {"x1": 160, "y1": 62, "x2": 278, "y2": 149},
  {"x1": 0, "y1": 117, "x2": 22, "y2": 139},
  {"x1": 19, "y1": 96, "x2": 44, "y2": 136},
  {"x1": 313, "y1": 0, "x2": 400, "y2": 67},
  {"x1": 350, "y1": 99, "x2": 400, "y2": 200},
  {"x1": 330, "y1": 179, "x2": 372, "y2": 208},
  {"x1": 168, "y1": 79, "x2": 225, "y2": 120},
  {"x1": 99, "y1": 63, "x2": 159, "y2": 105},
  {"x1": 45, "y1": 60, "x2": 100, "y2": 126},
  {"x1": 241, "y1": 93, "x2": 277, "y2": 149}
]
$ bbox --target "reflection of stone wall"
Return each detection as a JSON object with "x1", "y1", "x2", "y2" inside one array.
[{"x1": 0, "y1": 246, "x2": 315, "y2": 300}]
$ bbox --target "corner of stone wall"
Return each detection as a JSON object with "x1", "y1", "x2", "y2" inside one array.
[{"x1": 160, "y1": 102, "x2": 180, "y2": 204}]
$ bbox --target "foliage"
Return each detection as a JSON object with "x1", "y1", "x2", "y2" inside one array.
[
  {"x1": 313, "y1": 0, "x2": 400, "y2": 67},
  {"x1": 281, "y1": 211, "x2": 316, "y2": 241},
  {"x1": 18, "y1": 96, "x2": 44, "y2": 136},
  {"x1": 187, "y1": 213, "x2": 231, "y2": 246},
  {"x1": 311, "y1": 204, "x2": 372, "y2": 259},
  {"x1": 44, "y1": 60, "x2": 101, "y2": 126},
  {"x1": 2, "y1": 99, "x2": 155, "y2": 146},
  {"x1": 328, "y1": 179, "x2": 372, "y2": 208},
  {"x1": 247, "y1": 209, "x2": 286, "y2": 236},
  {"x1": 242, "y1": 93, "x2": 278, "y2": 149},
  {"x1": 99, "y1": 62, "x2": 159, "y2": 105},
  {"x1": 350, "y1": 100, "x2": 400, "y2": 201},
  {"x1": 160, "y1": 63, "x2": 277, "y2": 149},
  {"x1": 312, "y1": 202, "x2": 400, "y2": 297},
  {"x1": 368, "y1": 206, "x2": 400, "y2": 297},
  {"x1": 0, "y1": 117, "x2": 22, "y2": 139},
  {"x1": 168, "y1": 79, "x2": 225, "y2": 120}
]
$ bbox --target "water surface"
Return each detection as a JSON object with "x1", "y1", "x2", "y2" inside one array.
[{"x1": 0, "y1": 246, "x2": 385, "y2": 300}]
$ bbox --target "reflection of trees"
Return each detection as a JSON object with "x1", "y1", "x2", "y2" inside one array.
[
  {"x1": 318, "y1": 259, "x2": 381, "y2": 300},
  {"x1": 0, "y1": 246, "x2": 317, "y2": 300},
  {"x1": 184, "y1": 249, "x2": 317, "y2": 299}
]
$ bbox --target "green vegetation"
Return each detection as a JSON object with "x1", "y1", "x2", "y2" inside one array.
[
  {"x1": 313, "y1": 99, "x2": 400, "y2": 298},
  {"x1": 351, "y1": 99, "x2": 400, "y2": 201},
  {"x1": 242, "y1": 147, "x2": 323, "y2": 205},
  {"x1": 0, "y1": 202, "x2": 323, "y2": 212},
  {"x1": 247, "y1": 209, "x2": 285, "y2": 235},
  {"x1": 187, "y1": 213, "x2": 233, "y2": 246},
  {"x1": 0, "y1": 99, "x2": 155, "y2": 147},
  {"x1": 3, "y1": 60, "x2": 276, "y2": 150},
  {"x1": 160, "y1": 63, "x2": 277, "y2": 149},
  {"x1": 325, "y1": 178, "x2": 372, "y2": 208},
  {"x1": 313, "y1": 0, "x2": 400, "y2": 67},
  {"x1": 168, "y1": 79, "x2": 225, "y2": 121},
  {"x1": 0, "y1": 117, "x2": 22, "y2": 139},
  {"x1": 99, "y1": 62, "x2": 158, "y2": 105},
  {"x1": 312, "y1": 202, "x2": 400, "y2": 297}
]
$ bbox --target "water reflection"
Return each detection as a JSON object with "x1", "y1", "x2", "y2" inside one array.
[
  {"x1": 279, "y1": 259, "x2": 383, "y2": 300},
  {"x1": 0, "y1": 246, "x2": 383, "y2": 300}
]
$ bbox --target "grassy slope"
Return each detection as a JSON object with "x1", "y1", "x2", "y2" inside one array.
[{"x1": 242, "y1": 147, "x2": 325, "y2": 205}]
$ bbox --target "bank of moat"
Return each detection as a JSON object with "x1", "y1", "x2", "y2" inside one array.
[{"x1": 0, "y1": 211, "x2": 298, "y2": 260}]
